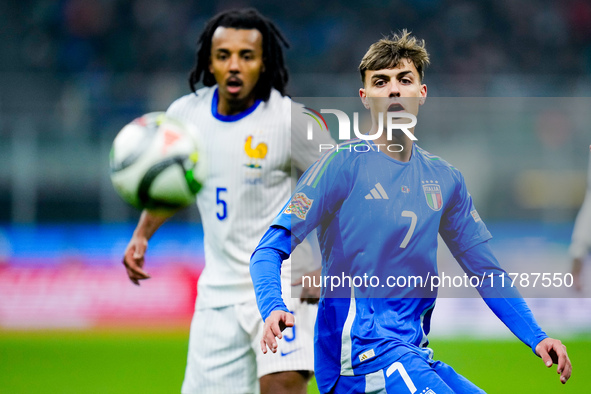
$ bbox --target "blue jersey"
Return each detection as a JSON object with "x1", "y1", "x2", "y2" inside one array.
[
  {"x1": 276, "y1": 141, "x2": 491, "y2": 298},
  {"x1": 252, "y1": 140, "x2": 547, "y2": 393}
]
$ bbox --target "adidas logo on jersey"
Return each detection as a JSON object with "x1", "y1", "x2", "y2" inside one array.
[
  {"x1": 359, "y1": 349, "x2": 375, "y2": 362},
  {"x1": 365, "y1": 183, "x2": 389, "y2": 200}
]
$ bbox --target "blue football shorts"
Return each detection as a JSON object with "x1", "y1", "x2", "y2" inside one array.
[{"x1": 329, "y1": 351, "x2": 486, "y2": 394}]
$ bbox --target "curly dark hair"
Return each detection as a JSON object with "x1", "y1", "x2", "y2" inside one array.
[{"x1": 188, "y1": 8, "x2": 290, "y2": 101}]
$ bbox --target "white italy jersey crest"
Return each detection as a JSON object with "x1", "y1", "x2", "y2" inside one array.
[{"x1": 167, "y1": 86, "x2": 332, "y2": 308}]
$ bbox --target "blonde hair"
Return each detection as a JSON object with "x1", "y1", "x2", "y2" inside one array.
[{"x1": 359, "y1": 30, "x2": 430, "y2": 84}]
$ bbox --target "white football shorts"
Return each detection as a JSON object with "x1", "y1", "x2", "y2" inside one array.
[{"x1": 180, "y1": 282, "x2": 316, "y2": 394}]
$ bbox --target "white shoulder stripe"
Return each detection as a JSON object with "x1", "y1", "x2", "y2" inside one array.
[
  {"x1": 340, "y1": 286, "x2": 356, "y2": 376},
  {"x1": 304, "y1": 139, "x2": 361, "y2": 186}
]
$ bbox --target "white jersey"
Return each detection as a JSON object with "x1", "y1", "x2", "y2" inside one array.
[
  {"x1": 570, "y1": 150, "x2": 591, "y2": 259},
  {"x1": 167, "y1": 86, "x2": 333, "y2": 308}
]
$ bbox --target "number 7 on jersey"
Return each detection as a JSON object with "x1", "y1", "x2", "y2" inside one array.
[{"x1": 400, "y1": 210, "x2": 417, "y2": 248}]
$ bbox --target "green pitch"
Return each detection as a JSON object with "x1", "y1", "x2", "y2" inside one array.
[{"x1": 0, "y1": 331, "x2": 588, "y2": 393}]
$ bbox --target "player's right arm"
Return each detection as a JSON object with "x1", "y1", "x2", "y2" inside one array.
[
  {"x1": 123, "y1": 209, "x2": 173, "y2": 285},
  {"x1": 250, "y1": 225, "x2": 294, "y2": 353},
  {"x1": 123, "y1": 94, "x2": 200, "y2": 285},
  {"x1": 251, "y1": 146, "x2": 351, "y2": 352}
]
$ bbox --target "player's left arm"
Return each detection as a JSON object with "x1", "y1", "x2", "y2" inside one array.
[
  {"x1": 455, "y1": 242, "x2": 572, "y2": 384},
  {"x1": 440, "y1": 169, "x2": 571, "y2": 384}
]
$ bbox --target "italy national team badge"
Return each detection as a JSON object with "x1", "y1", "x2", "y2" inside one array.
[
  {"x1": 422, "y1": 181, "x2": 443, "y2": 211},
  {"x1": 284, "y1": 192, "x2": 314, "y2": 220}
]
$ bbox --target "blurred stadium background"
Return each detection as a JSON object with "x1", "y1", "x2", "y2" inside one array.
[{"x1": 1, "y1": 0, "x2": 590, "y2": 393}]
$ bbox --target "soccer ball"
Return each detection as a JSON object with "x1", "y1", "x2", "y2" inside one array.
[{"x1": 109, "y1": 112, "x2": 205, "y2": 212}]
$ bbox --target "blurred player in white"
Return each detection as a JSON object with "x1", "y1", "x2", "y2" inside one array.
[
  {"x1": 570, "y1": 146, "x2": 591, "y2": 292},
  {"x1": 122, "y1": 8, "x2": 333, "y2": 394}
]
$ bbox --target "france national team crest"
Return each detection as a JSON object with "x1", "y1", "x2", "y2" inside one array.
[
  {"x1": 244, "y1": 135, "x2": 267, "y2": 169},
  {"x1": 422, "y1": 181, "x2": 443, "y2": 211},
  {"x1": 284, "y1": 192, "x2": 314, "y2": 220}
]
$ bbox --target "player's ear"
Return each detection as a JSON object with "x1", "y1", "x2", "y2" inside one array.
[
  {"x1": 359, "y1": 88, "x2": 370, "y2": 109},
  {"x1": 419, "y1": 84, "x2": 427, "y2": 106}
]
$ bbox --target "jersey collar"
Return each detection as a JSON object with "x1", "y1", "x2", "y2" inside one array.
[{"x1": 211, "y1": 88, "x2": 262, "y2": 122}]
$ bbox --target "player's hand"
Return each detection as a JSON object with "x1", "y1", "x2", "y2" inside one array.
[
  {"x1": 260, "y1": 310, "x2": 295, "y2": 354},
  {"x1": 292, "y1": 268, "x2": 321, "y2": 304},
  {"x1": 122, "y1": 235, "x2": 151, "y2": 286},
  {"x1": 535, "y1": 337, "x2": 572, "y2": 384}
]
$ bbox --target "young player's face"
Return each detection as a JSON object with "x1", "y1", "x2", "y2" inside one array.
[
  {"x1": 209, "y1": 27, "x2": 265, "y2": 104},
  {"x1": 359, "y1": 58, "x2": 427, "y2": 120}
]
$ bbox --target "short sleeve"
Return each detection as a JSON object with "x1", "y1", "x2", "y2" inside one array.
[
  {"x1": 165, "y1": 95, "x2": 191, "y2": 120},
  {"x1": 439, "y1": 169, "x2": 492, "y2": 256},
  {"x1": 290, "y1": 101, "x2": 336, "y2": 172}
]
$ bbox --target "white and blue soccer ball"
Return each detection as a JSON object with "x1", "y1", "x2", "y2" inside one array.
[{"x1": 109, "y1": 112, "x2": 205, "y2": 212}]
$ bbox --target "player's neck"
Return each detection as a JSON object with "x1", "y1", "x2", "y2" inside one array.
[
  {"x1": 217, "y1": 95, "x2": 257, "y2": 116},
  {"x1": 373, "y1": 128, "x2": 414, "y2": 162}
]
